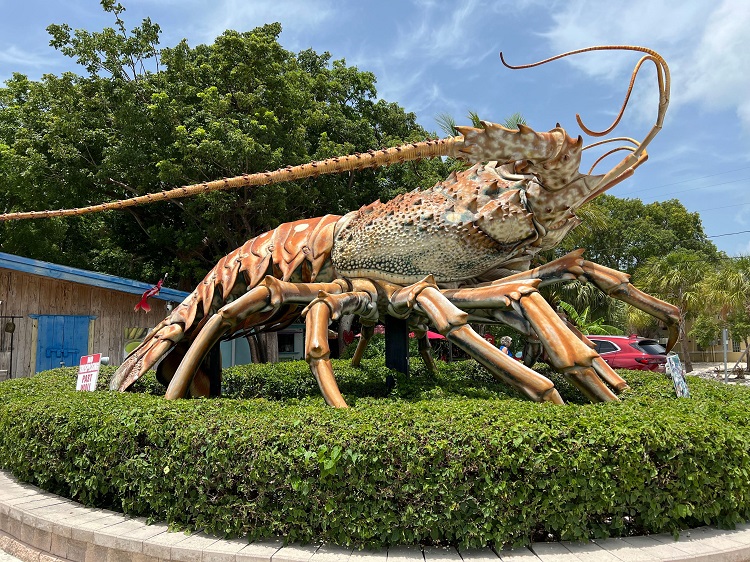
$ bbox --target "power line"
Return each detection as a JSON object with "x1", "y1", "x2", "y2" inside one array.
[
  {"x1": 633, "y1": 176, "x2": 749, "y2": 200},
  {"x1": 700, "y1": 202, "x2": 750, "y2": 212},
  {"x1": 618, "y1": 164, "x2": 750, "y2": 195},
  {"x1": 708, "y1": 229, "x2": 750, "y2": 239}
]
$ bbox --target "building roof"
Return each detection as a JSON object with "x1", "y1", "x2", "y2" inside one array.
[{"x1": 0, "y1": 251, "x2": 190, "y2": 302}]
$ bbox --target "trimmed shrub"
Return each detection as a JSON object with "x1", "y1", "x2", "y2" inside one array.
[{"x1": 1, "y1": 360, "x2": 749, "y2": 549}]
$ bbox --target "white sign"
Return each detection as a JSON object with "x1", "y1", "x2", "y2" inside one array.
[
  {"x1": 665, "y1": 353, "x2": 690, "y2": 398},
  {"x1": 76, "y1": 353, "x2": 101, "y2": 391}
]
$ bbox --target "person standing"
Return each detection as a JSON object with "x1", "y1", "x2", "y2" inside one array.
[{"x1": 499, "y1": 336, "x2": 514, "y2": 357}]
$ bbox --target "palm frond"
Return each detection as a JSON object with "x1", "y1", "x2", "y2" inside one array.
[
  {"x1": 435, "y1": 113, "x2": 458, "y2": 137},
  {"x1": 502, "y1": 112, "x2": 527, "y2": 129}
]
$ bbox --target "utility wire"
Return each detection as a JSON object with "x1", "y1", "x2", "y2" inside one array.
[
  {"x1": 625, "y1": 176, "x2": 749, "y2": 200},
  {"x1": 617, "y1": 164, "x2": 750, "y2": 195},
  {"x1": 701, "y1": 202, "x2": 750, "y2": 212},
  {"x1": 708, "y1": 229, "x2": 750, "y2": 239}
]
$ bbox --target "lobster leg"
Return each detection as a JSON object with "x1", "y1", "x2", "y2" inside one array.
[
  {"x1": 440, "y1": 281, "x2": 621, "y2": 402},
  {"x1": 413, "y1": 329, "x2": 438, "y2": 375},
  {"x1": 480, "y1": 306, "x2": 625, "y2": 392},
  {"x1": 110, "y1": 319, "x2": 183, "y2": 392},
  {"x1": 350, "y1": 323, "x2": 375, "y2": 367},
  {"x1": 164, "y1": 277, "x2": 346, "y2": 400},
  {"x1": 393, "y1": 281, "x2": 563, "y2": 403},
  {"x1": 495, "y1": 249, "x2": 682, "y2": 352},
  {"x1": 155, "y1": 341, "x2": 222, "y2": 398},
  {"x1": 302, "y1": 286, "x2": 380, "y2": 407}
]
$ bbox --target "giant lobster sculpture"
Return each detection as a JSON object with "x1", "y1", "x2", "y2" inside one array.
[{"x1": 0, "y1": 46, "x2": 680, "y2": 407}]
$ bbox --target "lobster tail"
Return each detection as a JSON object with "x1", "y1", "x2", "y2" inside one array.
[{"x1": 110, "y1": 215, "x2": 342, "y2": 392}]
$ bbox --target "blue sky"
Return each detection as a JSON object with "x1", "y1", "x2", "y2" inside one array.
[{"x1": 1, "y1": 0, "x2": 749, "y2": 256}]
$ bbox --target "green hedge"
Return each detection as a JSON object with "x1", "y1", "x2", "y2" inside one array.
[{"x1": 1, "y1": 360, "x2": 749, "y2": 549}]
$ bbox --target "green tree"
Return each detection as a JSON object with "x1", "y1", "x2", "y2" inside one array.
[
  {"x1": 693, "y1": 256, "x2": 750, "y2": 370},
  {"x1": 547, "y1": 196, "x2": 720, "y2": 339},
  {"x1": 0, "y1": 3, "x2": 448, "y2": 288},
  {"x1": 689, "y1": 313, "x2": 721, "y2": 351},
  {"x1": 728, "y1": 308, "x2": 750, "y2": 373},
  {"x1": 558, "y1": 195, "x2": 720, "y2": 275},
  {"x1": 632, "y1": 250, "x2": 716, "y2": 372}
]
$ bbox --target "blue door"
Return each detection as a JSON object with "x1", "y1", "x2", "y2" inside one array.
[{"x1": 33, "y1": 315, "x2": 93, "y2": 372}]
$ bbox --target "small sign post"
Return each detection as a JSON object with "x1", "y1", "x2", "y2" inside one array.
[
  {"x1": 76, "y1": 353, "x2": 101, "y2": 391},
  {"x1": 665, "y1": 353, "x2": 690, "y2": 398}
]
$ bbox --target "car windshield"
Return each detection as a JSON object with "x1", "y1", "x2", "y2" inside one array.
[{"x1": 632, "y1": 340, "x2": 666, "y2": 355}]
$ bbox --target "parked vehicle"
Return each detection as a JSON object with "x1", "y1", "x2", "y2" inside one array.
[{"x1": 587, "y1": 335, "x2": 667, "y2": 372}]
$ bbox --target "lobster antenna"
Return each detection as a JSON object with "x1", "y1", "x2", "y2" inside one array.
[
  {"x1": 0, "y1": 137, "x2": 463, "y2": 222},
  {"x1": 587, "y1": 146, "x2": 636, "y2": 176},
  {"x1": 582, "y1": 136, "x2": 640, "y2": 174},
  {"x1": 500, "y1": 45, "x2": 670, "y2": 159},
  {"x1": 575, "y1": 55, "x2": 659, "y2": 137}
]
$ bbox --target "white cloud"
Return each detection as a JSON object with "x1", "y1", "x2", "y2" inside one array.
[
  {"x1": 542, "y1": 0, "x2": 750, "y2": 130},
  {"x1": 390, "y1": 0, "x2": 495, "y2": 68},
  {"x1": 0, "y1": 45, "x2": 51, "y2": 68},
  {"x1": 191, "y1": 0, "x2": 336, "y2": 45},
  {"x1": 680, "y1": 1, "x2": 750, "y2": 126}
]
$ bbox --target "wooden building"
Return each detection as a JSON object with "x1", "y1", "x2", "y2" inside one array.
[{"x1": 0, "y1": 252, "x2": 188, "y2": 380}]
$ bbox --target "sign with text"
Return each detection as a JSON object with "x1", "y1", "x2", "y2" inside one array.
[{"x1": 76, "y1": 354, "x2": 101, "y2": 391}]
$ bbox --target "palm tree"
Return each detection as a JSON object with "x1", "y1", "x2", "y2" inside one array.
[
  {"x1": 557, "y1": 300, "x2": 623, "y2": 335},
  {"x1": 545, "y1": 280, "x2": 626, "y2": 329},
  {"x1": 699, "y1": 256, "x2": 750, "y2": 317},
  {"x1": 697, "y1": 256, "x2": 750, "y2": 370},
  {"x1": 435, "y1": 111, "x2": 526, "y2": 137},
  {"x1": 633, "y1": 250, "x2": 714, "y2": 372}
]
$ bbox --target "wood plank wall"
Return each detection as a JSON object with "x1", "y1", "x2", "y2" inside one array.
[{"x1": 0, "y1": 268, "x2": 166, "y2": 378}]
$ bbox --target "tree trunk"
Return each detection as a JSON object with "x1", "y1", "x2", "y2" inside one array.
[
  {"x1": 247, "y1": 334, "x2": 264, "y2": 363},
  {"x1": 679, "y1": 335, "x2": 693, "y2": 373},
  {"x1": 734, "y1": 341, "x2": 749, "y2": 372},
  {"x1": 259, "y1": 332, "x2": 279, "y2": 364}
]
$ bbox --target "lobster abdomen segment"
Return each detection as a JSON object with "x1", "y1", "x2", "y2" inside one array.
[{"x1": 176, "y1": 214, "x2": 342, "y2": 334}]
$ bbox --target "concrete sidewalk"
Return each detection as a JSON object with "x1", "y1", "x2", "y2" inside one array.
[{"x1": 689, "y1": 361, "x2": 750, "y2": 384}]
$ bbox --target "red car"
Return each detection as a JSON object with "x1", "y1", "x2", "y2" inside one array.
[{"x1": 587, "y1": 335, "x2": 667, "y2": 372}]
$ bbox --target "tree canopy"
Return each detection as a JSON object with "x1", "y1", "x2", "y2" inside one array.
[
  {"x1": 556, "y1": 195, "x2": 720, "y2": 275},
  {"x1": 0, "y1": 4, "x2": 448, "y2": 288}
]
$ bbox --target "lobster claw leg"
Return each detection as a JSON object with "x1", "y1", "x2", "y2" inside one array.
[
  {"x1": 110, "y1": 320, "x2": 182, "y2": 391},
  {"x1": 439, "y1": 280, "x2": 621, "y2": 402},
  {"x1": 410, "y1": 283, "x2": 564, "y2": 404}
]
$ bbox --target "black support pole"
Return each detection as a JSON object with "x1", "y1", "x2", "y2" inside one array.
[{"x1": 384, "y1": 315, "x2": 409, "y2": 377}]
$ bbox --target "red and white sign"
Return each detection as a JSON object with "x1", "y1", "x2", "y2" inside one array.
[{"x1": 76, "y1": 354, "x2": 101, "y2": 391}]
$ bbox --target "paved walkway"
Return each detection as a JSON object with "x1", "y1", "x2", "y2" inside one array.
[
  {"x1": 690, "y1": 361, "x2": 750, "y2": 385},
  {"x1": 2, "y1": 470, "x2": 750, "y2": 562}
]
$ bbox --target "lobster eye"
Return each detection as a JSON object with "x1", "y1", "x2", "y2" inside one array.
[{"x1": 563, "y1": 155, "x2": 569, "y2": 162}]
